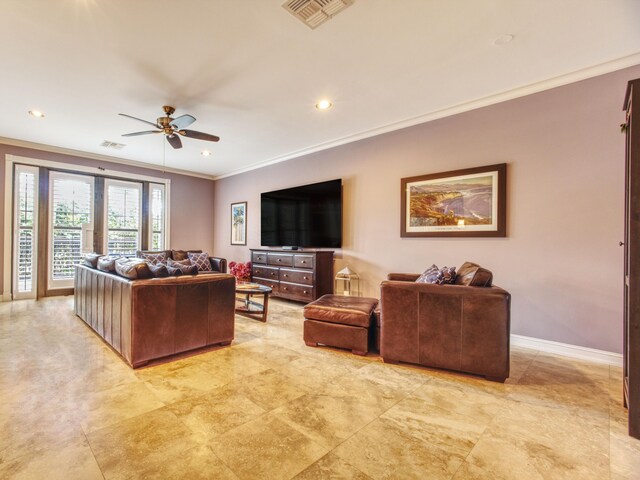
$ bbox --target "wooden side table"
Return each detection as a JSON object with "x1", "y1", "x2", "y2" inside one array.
[{"x1": 235, "y1": 283, "x2": 272, "y2": 322}]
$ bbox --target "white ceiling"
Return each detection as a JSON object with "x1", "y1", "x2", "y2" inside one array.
[{"x1": 1, "y1": 0, "x2": 639, "y2": 178}]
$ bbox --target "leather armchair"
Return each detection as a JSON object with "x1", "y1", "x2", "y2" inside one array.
[{"x1": 380, "y1": 271, "x2": 511, "y2": 382}]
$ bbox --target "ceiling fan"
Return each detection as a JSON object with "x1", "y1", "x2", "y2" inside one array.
[{"x1": 119, "y1": 105, "x2": 220, "y2": 149}]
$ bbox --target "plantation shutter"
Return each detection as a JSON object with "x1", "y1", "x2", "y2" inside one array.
[
  {"x1": 105, "y1": 180, "x2": 142, "y2": 255},
  {"x1": 13, "y1": 165, "x2": 39, "y2": 298},
  {"x1": 150, "y1": 183, "x2": 165, "y2": 250}
]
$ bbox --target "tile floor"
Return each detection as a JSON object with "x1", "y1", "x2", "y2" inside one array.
[{"x1": 0, "y1": 296, "x2": 639, "y2": 479}]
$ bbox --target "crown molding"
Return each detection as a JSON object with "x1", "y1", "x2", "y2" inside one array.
[
  {"x1": 214, "y1": 52, "x2": 640, "y2": 180},
  {"x1": 0, "y1": 137, "x2": 216, "y2": 180}
]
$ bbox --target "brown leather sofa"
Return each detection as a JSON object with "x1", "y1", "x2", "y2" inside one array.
[
  {"x1": 74, "y1": 264, "x2": 235, "y2": 368},
  {"x1": 380, "y1": 263, "x2": 511, "y2": 382}
]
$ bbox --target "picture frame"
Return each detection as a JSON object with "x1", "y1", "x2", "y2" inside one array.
[
  {"x1": 401, "y1": 163, "x2": 506, "y2": 237},
  {"x1": 231, "y1": 202, "x2": 247, "y2": 245}
]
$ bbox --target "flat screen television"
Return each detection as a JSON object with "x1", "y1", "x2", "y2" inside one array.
[{"x1": 261, "y1": 179, "x2": 342, "y2": 248}]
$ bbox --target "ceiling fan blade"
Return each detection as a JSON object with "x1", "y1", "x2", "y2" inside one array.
[
  {"x1": 118, "y1": 113, "x2": 159, "y2": 128},
  {"x1": 166, "y1": 134, "x2": 182, "y2": 149},
  {"x1": 179, "y1": 129, "x2": 220, "y2": 142},
  {"x1": 170, "y1": 114, "x2": 196, "y2": 129},
  {"x1": 122, "y1": 130, "x2": 161, "y2": 137}
]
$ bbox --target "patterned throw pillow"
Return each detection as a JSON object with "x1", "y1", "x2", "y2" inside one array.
[
  {"x1": 140, "y1": 251, "x2": 168, "y2": 266},
  {"x1": 171, "y1": 249, "x2": 202, "y2": 261},
  {"x1": 167, "y1": 258, "x2": 198, "y2": 275},
  {"x1": 436, "y1": 266, "x2": 457, "y2": 285},
  {"x1": 416, "y1": 264, "x2": 440, "y2": 284},
  {"x1": 167, "y1": 265, "x2": 182, "y2": 276},
  {"x1": 188, "y1": 252, "x2": 212, "y2": 272}
]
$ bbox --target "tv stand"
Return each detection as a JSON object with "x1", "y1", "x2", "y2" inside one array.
[{"x1": 250, "y1": 249, "x2": 334, "y2": 302}]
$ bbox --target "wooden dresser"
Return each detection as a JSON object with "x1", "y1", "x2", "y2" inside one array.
[{"x1": 250, "y1": 249, "x2": 334, "y2": 303}]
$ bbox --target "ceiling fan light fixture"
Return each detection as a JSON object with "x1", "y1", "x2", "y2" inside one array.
[
  {"x1": 315, "y1": 99, "x2": 333, "y2": 110},
  {"x1": 28, "y1": 109, "x2": 45, "y2": 118}
]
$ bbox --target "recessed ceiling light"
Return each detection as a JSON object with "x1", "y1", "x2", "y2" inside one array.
[
  {"x1": 493, "y1": 34, "x2": 514, "y2": 46},
  {"x1": 315, "y1": 99, "x2": 333, "y2": 110},
  {"x1": 28, "y1": 110, "x2": 45, "y2": 118},
  {"x1": 201, "y1": 150, "x2": 212, "y2": 156}
]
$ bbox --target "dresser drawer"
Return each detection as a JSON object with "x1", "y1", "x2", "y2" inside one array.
[
  {"x1": 267, "y1": 253, "x2": 294, "y2": 267},
  {"x1": 279, "y1": 268, "x2": 313, "y2": 285},
  {"x1": 252, "y1": 252, "x2": 268, "y2": 264},
  {"x1": 253, "y1": 278, "x2": 279, "y2": 294},
  {"x1": 252, "y1": 265, "x2": 279, "y2": 280},
  {"x1": 279, "y1": 282, "x2": 314, "y2": 301},
  {"x1": 294, "y1": 254, "x2": 314, "y2": 269}
]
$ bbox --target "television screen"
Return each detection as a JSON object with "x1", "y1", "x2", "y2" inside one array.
[{"x1": 261, "y1": 179, "x2": 342, "y2": 248}]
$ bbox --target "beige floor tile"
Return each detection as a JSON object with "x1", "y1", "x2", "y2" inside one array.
[
  {"x1": 87, "y1": 408, "x2": 203, "y2": 479},
  {"x1": 273, "y1": 393, "x2": 381, "y2": 448},
  {"x1": 166, "y1": 387, "x2": 266, "y2": 440},
  {"x1": 293, "y1": 452, "x2": 372, "y2": 479},
  {"x1": 333, "y1": 417, "x2": 465, "y2": 480},
  {"x1": 210, "y1": 414, "x2": 329, "y2": 480},
  {"x1": 0, "y1": 437, "x2": 103, "y2": 480},
  {"x1": 223, "y1": 368, "x2": 311, "y2": 411},
  {"x1": 79, "y1": 380, "x2": 166, "y2": 433}
]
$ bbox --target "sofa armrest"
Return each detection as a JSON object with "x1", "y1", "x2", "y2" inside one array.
[
  {"x1": 387, "y1": 273, "x2": 421, "y2": 282},
  {"x1": 209, "y1": 256, "x2": 227, "y2": 273}
]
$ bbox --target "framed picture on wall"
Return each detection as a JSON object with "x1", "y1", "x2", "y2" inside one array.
[
  {"x1": 401, "y1": 163, "x2": 506, "y2": 237},
  {"x1": 231, "y1": 202, "x2": 247, "y2": 245}
]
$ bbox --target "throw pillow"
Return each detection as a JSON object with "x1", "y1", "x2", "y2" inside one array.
[
  {"x1": 167, "y1": 258, "x2": 198, "y2": 275},
  {"x1": 83, "y1": 253, "x2": 101, "y2": 269},
  {"x1": 114, "y1": 258, "x2": 153, "y2": 280},
  {"x1": 97, "y1": 255, "x2": 121, "y2": 272},
  {"x1": 167, "y1": 265, "x2": 182, "y2": 276},
  {"x1": 171, "y1": 249, "x2": 202, "y2": 261},
  {"x1": 149, "y1": 263, "x2": 169, "y2": 278},
  {"x1": 188, "y1": 252, "x2": 212, "y2": 272},
  {"x1": 140, "y1": 251, "x2": 168, "y2": 266},
  {"x1": 436, "y1": 266, "x2": 457, "y2": 285},
  {"x1": 455, "y1": 261, "x2": 493, "y2": 287},
  {"x1": 416, "y1": 264, "x2": 440, "y2": 284}
]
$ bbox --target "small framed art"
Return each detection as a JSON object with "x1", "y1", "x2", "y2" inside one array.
[{"x1": 231, "y1": 202, "x2": 247, "y2": 245}]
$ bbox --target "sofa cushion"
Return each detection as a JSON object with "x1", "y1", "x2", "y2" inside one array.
[
  {"x1": 416, "y1": 264, "x2": 440, "y2": 284},
  {"x1": 455, "y1": 261, "x2": 493, "y2": 287},
  {"x1": 167, "y1": 258, "x2": 198, "y2": 275},
  {"x1": 171, "y1": 249, "x2": 202, "y2": 261},
  {"x1": 188, "y1": 252, "x2": 212, "y2": 272},
  {"x1": 115, "y1": 258, "x2": 153, "y2": 280},
  {"x1": 83, "y1": 253, "x2": 101, "y2": 269},
  {"x1": 148, "y1": 263, "x2": 170, "y2": 278},
  {"x1": 139, "y1": 251, "x2": 169, "y2": 266},
  {"x1": 97, "y1": 255, "x2": 121, "y2": 272}
]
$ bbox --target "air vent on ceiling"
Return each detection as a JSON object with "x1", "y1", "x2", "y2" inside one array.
[
  {"x1": 100, "y1": 140, "x2": 126, "y2": 150},
  {"x1": 282, "y1": 0, "x2": 354, "y2": 29}
]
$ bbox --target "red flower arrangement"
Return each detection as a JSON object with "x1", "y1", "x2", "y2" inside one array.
[{"x1": 229, "y1": 261, "x2": 252, "y2": 281}]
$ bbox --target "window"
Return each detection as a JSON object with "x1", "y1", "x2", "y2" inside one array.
[
  {"x1": 105, "y1": 179, "x2": 142, "y2": 255},
  {"x1": 49, "y1": 172, "x2": 94, "y2": 289},
  {"x1": 150, "y1": 183, "x2": 166, "y2": 250},
  {"x1": 12, "y1": 165, "x2": 39, "y2": 298}
]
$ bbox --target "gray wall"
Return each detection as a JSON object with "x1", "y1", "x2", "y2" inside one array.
[
  {"x1": 0, "y1": 144, "x2": 216, "y2": 294},
  {"x1": 213, "y1": 65, "x2": 640, "y2": 354}
]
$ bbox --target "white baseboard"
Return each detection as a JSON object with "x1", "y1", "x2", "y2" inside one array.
[{"x1": 511, "y1": 334, "x2": 622, "y2": 367}]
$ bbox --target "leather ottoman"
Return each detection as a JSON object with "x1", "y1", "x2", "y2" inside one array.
[{"x1": 303, "y1": 294, "x2": 379, "y2": 356}]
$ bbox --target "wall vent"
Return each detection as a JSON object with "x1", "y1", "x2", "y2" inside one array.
[
  {"x1": 282, "y1": 0, "x2": 354, "y2": 29},
  {"x1": 100, "y1": 140, "x2": 126, "y2": 150}
]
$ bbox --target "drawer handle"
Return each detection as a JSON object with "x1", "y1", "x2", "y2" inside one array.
[
  {"x1": 277, "y1": 258, "x2": 282, "y2": 262},
  {"x1": 301, "y1": 260, "x2": 306, "y2": 264},
  {"x1": 284, "y1": 274, "x2": 288, "y2": 277},
  {"x1": 303, "y1": 276, "x2": 308, "y2": 280},
  {"x1": 283, "y1": 287, "x2": 288, "y2": 290},
  {"x1": 303, "y1": 290, "x2": 308, "y2": 294}
]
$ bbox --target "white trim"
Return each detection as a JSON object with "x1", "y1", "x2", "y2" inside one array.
[
  {"x1": 6, "y1": 154, "x2": 171, "y2": 184},
  {"x1": 214, "y1": 53, "x2": 640, "y2": 180},
  {"x1": 511, "y1": 334, "x2": 623, "y2": 367},
  {"x1": 12, "y1": 164, "x2": 39, "y2": 299},
  {"x1": 0, "y1": 138, "x2": 215, "y2": 180},
  {"x1": 3, "y1": 159, "x2": 13, "y2": 300},
  {"x1": 148, "y1": 183, "x2": 168, "y2": 250}
]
